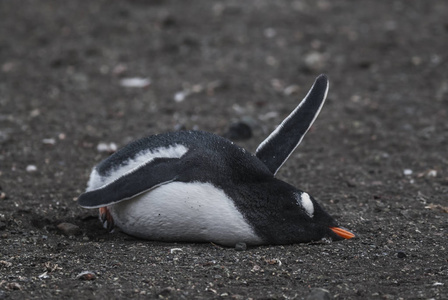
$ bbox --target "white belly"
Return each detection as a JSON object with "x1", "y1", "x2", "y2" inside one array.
[{"x1": 108, "y1": 182, "x2": 263, "y2": 246}]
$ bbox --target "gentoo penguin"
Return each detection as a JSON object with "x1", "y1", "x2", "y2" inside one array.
[{"x1": 78, "y1": 74, "x2": 355, "y2": 246}]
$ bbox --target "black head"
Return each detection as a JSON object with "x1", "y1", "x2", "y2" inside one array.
[
  {"x1": 239, "y1": 180, "x2": 355, "y2": 244},
  {"x1": 286, "y1": 190, "x2": 355, "y2": 242}
]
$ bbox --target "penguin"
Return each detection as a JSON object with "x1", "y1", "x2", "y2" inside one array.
[{"x1": 78, "y1": 74, "x2": 355, "y2": 246}]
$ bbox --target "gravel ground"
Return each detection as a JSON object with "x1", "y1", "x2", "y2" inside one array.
[{"x1": 0, "y1": 1, "x2": 447, "y2": 299}]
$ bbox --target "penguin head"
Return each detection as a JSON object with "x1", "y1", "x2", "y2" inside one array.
[
  {"x1": 287, "y1": 190, "x2": 355, "y2": 242},
  {"x1": 258, "y1": 185, "x2": 355, "y2": 244}
]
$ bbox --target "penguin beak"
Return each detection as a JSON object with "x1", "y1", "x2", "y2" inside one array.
[{"x1": 330, "y1": 227, "x2": 355, "y2": 239}]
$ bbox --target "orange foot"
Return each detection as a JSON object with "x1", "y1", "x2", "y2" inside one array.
[{"x1": 99, "y1": 207, "x2": 114, "y2": 232}]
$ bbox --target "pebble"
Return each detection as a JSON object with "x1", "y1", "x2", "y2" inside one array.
[
  {"x1": 0, "y1": 260, "x2": 12, "y2": 267},
  {"x1": 76, "y1": 271, "x2": 97, "y2": 281},
  {"x1": 304, "y1": 52, "x2": 326, "y2": 72},
  {"x1": 119, "y1": 77, "x2": 151, "y2": 88},
  {"x1": 306, "y1": 288, "x2": 333, "y2": 300},
  {"x1": 26, "y1": 165, "x2": 37, "y2": 172},
  {"x1": 158, "y1": 287, "x2": 174, "y2": 297},
  {"x1": 426, "y1": 170, "x2": 437, "y2": 177},
  {"x1": 6, "y1": 282, "x2": 21, "y2": 290},
  {"x1": 42, "y1": 138, "x2": 56, "y2": 145},
  {"x1": 38, "y1": 272, "x2": 50, "y2": 279},
  {"x1": 403, "y1": 169, "x2": 413, "y2": 176},
  {"x1": 57, "y1": 223, "x2": 81, "y2": 236},
  {"x1": 97, "y1": 142, "x2": 117, "y2": 153},
  {"x1": 397, "y1": 251, "x2": 407, "y2": 259},
  {"x1": 112, "y1": 63, "x2": 127, "y2": 75},
  {"x1": 170, "y1": 248, "x2": 183, "y2": 254},
  {"x1": 30, "y1": 109, "x2": 40, "y2": 117},
  {"x1": 235, "y1": 242, "x2": 247, "y2": 251},
  {"x1": 174, "y1": 90, "x2": 190, "y2": 103}
]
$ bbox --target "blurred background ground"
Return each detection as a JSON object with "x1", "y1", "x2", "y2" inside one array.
[{"x1": 0, "y1": 0, "x2": 447, "y2": 299}]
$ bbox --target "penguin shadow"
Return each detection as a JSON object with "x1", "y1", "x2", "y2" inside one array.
[{"x1": 77, "y1": 75, "x2": 356, "y2": 247}]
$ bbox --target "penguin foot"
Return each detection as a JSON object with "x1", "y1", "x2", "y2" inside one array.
[{"x1": 99, "y1": 207, "x2": 115, "y2": 232}]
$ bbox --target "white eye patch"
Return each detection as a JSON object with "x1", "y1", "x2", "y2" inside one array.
[{"x1": 295, "y1": 192, "x2": 314, "y2": 218}]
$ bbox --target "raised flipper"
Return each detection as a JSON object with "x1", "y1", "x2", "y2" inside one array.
[
  {"x1": 255, "y1": 74, "x2": 329, "y2": 175},
  {"x1": 78, "y1": 157, "x2": 181, "y2": 208}
]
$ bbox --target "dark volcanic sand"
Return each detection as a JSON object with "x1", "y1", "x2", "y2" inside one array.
[{"x1": 0, "y1": 1, "x2": 447, "y2": 299}]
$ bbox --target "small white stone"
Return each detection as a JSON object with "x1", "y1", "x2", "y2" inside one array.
[
  {"x1": 174, "y1": 91, "x2": 190, "y2": 102},
  {"x1": 403, "y1": 169, "x2": 413, "y2": 176},
  {"x1": 76, "y1": 271, "x2": 97, "y2": 280},
  {"x1": 426, "y1": 170, "x2": 437, "y2": 177},
  {"x1": 97, "y1": 142, "x2": 117, "y2": 153},
  {"x1": 42, "y1": 138, "x2": 56, "y2": 145},
  {"x1": 38, "y1": 272, "x2": 50, "y2": 279},
  {"x1": 30, "y1": 109, "x2": 40, "y2": 117},
  {"x1": 304, "y1": 51, "x2": 326, "y2": 72},
  {"x1": 26, "y1": 165, "x2": 37, "y2": 172},
  {"x1": 119, "y1": 77, "x2": 151, "y2": 88}
]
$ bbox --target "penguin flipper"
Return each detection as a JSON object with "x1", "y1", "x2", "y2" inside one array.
[
  {"x1": 255, "y1": 74, "x2": 329, "y2": 175},
  {"x1": 78, "y1": 157, "x2": 180, "y2": 208}
]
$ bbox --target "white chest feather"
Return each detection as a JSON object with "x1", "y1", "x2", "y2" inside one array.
[{"x1": 108, "y1": 182, "x2": 263, "y2": 246}]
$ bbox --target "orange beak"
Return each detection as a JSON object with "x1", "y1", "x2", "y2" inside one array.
[{"x1": 330, "y1": 227, "x2": 356, "y2": 239}]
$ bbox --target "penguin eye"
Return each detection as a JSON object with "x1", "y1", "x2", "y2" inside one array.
[{"x1": 295, "y1": 192, "x2": 314, "y2": 218}]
